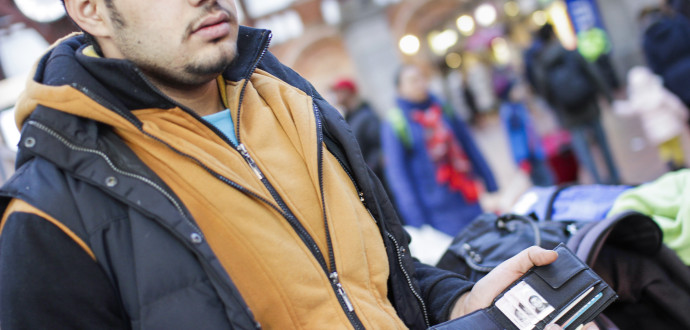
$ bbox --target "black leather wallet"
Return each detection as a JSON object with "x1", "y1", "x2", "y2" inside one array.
[{"x1": 430, "y1": 244, "x2": 617, "y2": 330}]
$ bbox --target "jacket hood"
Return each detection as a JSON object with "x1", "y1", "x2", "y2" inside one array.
[
  {"x1": 15, "y1": 34, "x2": 173, "y2": 131},
  {"x1": 15, "y1": 26, "x2": 271, "y2": 131}
]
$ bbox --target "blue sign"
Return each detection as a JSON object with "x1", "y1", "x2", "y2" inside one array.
[
  {"x1": 565, "y1": 0, "x2": 605, "y2": 33},
  {"x1": 564, "y1": 0, "x2": 611, "y2": 61}
]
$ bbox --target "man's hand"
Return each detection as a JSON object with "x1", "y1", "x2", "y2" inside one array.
[
  {"x1": 447, "y1": 246, "x2": 599, "y2": 330},
  {"x1": 449, "y1": 246, "x2": 557, "y2": 318}
]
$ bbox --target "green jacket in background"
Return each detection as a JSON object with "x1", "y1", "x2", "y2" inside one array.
[{"x1": 607, "y1": 169, "x2": 690, "y2": 264}]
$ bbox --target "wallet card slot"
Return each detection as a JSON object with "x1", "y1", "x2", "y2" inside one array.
[
  {"x1": 551, "y1": 285, "x2": 604, "y2": 326},
  {"x1": 562, "y1": 288, "x2": 617, "y2": 330}
]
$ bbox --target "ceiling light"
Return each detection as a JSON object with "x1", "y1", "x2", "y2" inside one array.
[
  {"x1": 13, "y1": 0, "x2": 66, "y2": 23},
  {"x1": 399, "y1": 34, "x2": 420, "y2": 55}
]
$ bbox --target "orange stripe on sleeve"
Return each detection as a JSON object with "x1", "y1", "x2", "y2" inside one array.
[{"x1": 0, "y1": 199, "x2": 96, "y2": 261}]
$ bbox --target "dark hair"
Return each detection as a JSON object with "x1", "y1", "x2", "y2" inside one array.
[{"x1": 537, "y1": 23, "x2": 554, "y2": 42}]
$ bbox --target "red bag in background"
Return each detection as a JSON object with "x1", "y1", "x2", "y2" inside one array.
[{"x1": 542, "y1": 130, "x2": 579, "y2": 184}]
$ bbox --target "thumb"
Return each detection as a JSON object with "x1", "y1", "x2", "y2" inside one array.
[
  {"x1": 463, "y1": 246, "x2": 558, "y2": 313},
  {"x1": 486, "y1": 246, "x2": 558, "y2": 282}
]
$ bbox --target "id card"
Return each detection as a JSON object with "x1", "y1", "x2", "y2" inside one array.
[{"x1": 495, "y1": 281, "x2": 555, "y2": 330}]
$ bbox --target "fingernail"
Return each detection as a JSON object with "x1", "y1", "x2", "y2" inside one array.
[{"x1": 544, "y1": 324, "x2": 561, "y2": 330}]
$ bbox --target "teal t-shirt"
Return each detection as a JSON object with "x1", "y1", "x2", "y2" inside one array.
[{"x1": 203, "y1": 109, "x2": 238, "y2": 145}]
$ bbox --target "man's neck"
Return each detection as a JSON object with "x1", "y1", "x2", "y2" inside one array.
[{"x1": 150, "y1": 78, "x2": 224, "y2": 117}]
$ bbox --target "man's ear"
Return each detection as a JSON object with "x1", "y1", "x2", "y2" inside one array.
[{"x1": 63, "y1": 0, "x2": 111, "y2": 38}]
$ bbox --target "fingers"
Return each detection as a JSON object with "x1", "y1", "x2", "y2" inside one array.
[
  {"x1": 495, "y1": 246, "x2": 558, "y2": 277},
  {"x1": 583, "y1": 322, "x2": 600, "y2": 330},
  {"x1": 527, "y1": 246, "x2": 559, "y2": 266},
  {"x1": 461, "y1": 246, "x2": 559, "y2": 314}
]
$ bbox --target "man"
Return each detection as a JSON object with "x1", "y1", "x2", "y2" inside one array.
[
  {"x1": 331, "y1": 78, "x2": 385, "y2": 184},
  {"x1": 382, "y1": 64, "x2": 498, "y2": 237},
  {"x1": 532, "y1": 24, "x2": 620, "y2": 185},
  {"x1": 0, "y1": 0, "x2": 563, "y2": 328}
]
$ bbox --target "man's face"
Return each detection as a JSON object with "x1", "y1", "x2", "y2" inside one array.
[
  {"x1": 100, "y1": 0, "x2": 239, "y2": 87},
  {"x1": 398, "y1": 66, "x2": 429, "y2": 103}
]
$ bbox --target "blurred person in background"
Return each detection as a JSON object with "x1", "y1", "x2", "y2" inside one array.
[
  {"x1": 331, "y1": 78, "x2": 386, "y2": 186},
  {"x1": 382, "y1": 64, "x2": 498, "y2": 237},
  {"x1": 614, "y1": 66, "x2": 688, "y2": 171},
  {"x1": 531, "y1": 24, "x2": 619, "y2": 185},
  {"x1": 669, "y1": 0, "x2": 690, "y2": 18},
  {"x1": 497, "y1": 80, "x2": 555, "y2": 187},
  {"x1": 640, "y1": 0, "x2": 690, "y2": 118}
]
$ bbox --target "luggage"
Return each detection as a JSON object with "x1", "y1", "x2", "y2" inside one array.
[{"x1": 511, "y1": 184, "x2": 632, "y2": 222}]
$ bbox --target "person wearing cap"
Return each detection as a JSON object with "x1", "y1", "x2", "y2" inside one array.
[{"x1": 331, "y1": 78, "x2": 386, "y2": 188}]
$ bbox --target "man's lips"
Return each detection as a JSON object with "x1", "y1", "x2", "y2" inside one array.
[{"x1": 191, "y1": 11, "x2": 232, "y2": 39}]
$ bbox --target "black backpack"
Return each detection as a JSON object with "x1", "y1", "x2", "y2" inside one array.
[{"x1": 545, "y1": 51, "x2": 597, "y2": 110}]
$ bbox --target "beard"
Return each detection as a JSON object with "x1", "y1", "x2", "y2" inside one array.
[
  {"x1": 106, "y1": 1, "x2": 239, "y2": 88},
  {"x1": 183, "y1": 44, "x2": 237, "y2": 79},
  {"x1": 137, "y1": 46, "x2": 237, "y2": 89}
]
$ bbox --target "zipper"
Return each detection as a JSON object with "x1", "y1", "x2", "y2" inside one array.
[
  {"x1": 25, "y1": 120, "x2": 202, "y2": 235},
  {"x1": 313, "y1": 101, "x2": 364, "y2": 329},
  {"x1": 333, "y1": 156, "x2": 428, "y2": 327},
  {"x1": 77, "y1": 30, "x2": 362, "y2": 328},
  {"x1": 386, "y1": 232, "x2": 430, "y2": 327},
  {"x1": 129, "y1": 34, "x2": 335, "y2": 277},
  {"x1": 328, "y1": 147, "x2": 365, "y2": 203},
  {"x1": 330, "y1": 272, "x2": 354, "y2": 312},
  {"x1": 224, "y1": 144, "x2": 331, "y2": 273},
  {"x1": 25, "y1": 120, "x2": 264, "y2": 328},
  {"x1": 236, "y1": 143, "x2": 263, "y2": 179},
  {"x1": 319, "y1": 105, "x2": 430, "y2": 327},
  {"x1": 234, "y1": 31, "x2": 273, "y2": 141}
]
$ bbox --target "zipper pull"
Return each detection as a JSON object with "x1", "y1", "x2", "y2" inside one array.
[
  {"x1": 237, "y1": 143, "x2": 264, "y2": 180},
  {"x1": 330, "y1": 272, "x2": 354, "y2": 312}
]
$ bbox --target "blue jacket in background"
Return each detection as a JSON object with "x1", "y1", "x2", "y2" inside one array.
[
  {"x1": 499, "y1": 101, "x2": 546, "y2": 165},
  {"x1": 382, "y1": 94, "x2": 498, "y2": 236}
]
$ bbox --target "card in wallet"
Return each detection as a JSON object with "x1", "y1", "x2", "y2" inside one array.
[{"x1": 430, "y1": 243, "x2": 617, "y2": 330}]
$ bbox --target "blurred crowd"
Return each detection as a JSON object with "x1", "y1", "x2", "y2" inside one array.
[{"x1": 328, "y1": 0, "x2": 690, "y2": 254}]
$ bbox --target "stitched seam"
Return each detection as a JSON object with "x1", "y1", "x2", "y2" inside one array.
[{"x1": 2, "y1": 199, "x2": 96, "y2": 260}]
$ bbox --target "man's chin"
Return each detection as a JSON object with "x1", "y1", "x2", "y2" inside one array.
[{"x1": 186, "y1": 57, "x2": 233, "y2": 79}]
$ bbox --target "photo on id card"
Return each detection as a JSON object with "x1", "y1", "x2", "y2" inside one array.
[{"x1": 495, "y1": 281, "x2": 555, "y2": 330}]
